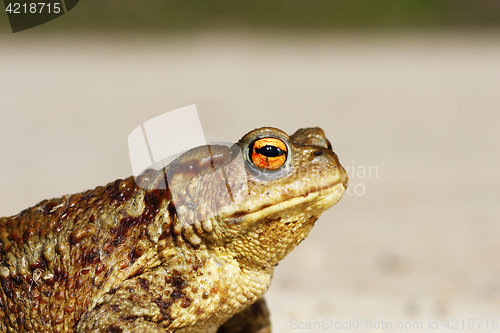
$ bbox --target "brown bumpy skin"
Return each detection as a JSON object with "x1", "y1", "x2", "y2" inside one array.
[{"x1": 0, "y1": 127, "x2": 348, "y2": 333}]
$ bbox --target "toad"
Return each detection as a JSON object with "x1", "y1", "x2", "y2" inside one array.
[{"x1": 0, "y1": 127, "x2": 348, "y2": 332}]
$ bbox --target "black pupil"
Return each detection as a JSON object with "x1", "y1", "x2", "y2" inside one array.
[{"x1": 255, "y1": 145, "x2": 286, "y2": 158}]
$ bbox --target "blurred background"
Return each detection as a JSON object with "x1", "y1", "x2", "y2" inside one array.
[
  {"x1": 1, "y1": 1, "x2": 499, "y2": 332},
  {"x1": 2, "y1": 0, "x2": 500, "y2": 31}
]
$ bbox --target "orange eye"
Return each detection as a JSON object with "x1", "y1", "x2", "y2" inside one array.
[{"x1": 249, "y1": 137, "x2": 288, "y2": 170}]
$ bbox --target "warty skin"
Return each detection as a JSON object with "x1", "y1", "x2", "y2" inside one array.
[{"x1": 0, "y1": 127, "x2": 348, "y2": 332}]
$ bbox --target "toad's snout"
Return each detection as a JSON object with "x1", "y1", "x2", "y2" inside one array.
[
  {"x1": 313, "y1": 146, "x2": 349, "y2": 190},
  {"x1": 339, "y1": 163, "x2": 349, "y2": 189}
]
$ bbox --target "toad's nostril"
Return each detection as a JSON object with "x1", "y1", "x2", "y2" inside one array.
[
  {"x1": 326, "y1": 139, "x2": 332, "y2": 150},
  {"x1": 313, "y1": 151, "x2": 322, "y2": 156}
]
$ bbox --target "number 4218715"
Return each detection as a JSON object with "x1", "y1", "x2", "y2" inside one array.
[
  {"x1": 443, "y1": 319, "x2": 498, "y2": 330},
  {"x1": 5, "y1": 3, "x2": 61, "y2": 14}
]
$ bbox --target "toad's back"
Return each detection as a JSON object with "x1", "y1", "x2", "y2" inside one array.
[{"x1": 0, "y1": 174, "x2": 168, "y2": 331}]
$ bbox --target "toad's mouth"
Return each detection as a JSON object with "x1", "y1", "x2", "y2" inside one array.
[{"x1": 226, "y1": 181, "x2": 347, "y2": 224}]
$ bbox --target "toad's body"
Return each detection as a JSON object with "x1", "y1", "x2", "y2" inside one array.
[{"x1": 0, "y1": 127, "x2": 347, "y2": 332}]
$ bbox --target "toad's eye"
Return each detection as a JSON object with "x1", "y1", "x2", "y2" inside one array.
[{"x1": 249, "y1": 137, "x2": 288, "y2": 170}]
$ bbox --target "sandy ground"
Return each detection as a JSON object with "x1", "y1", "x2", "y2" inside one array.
[{"x1": 1, "y1": 31, "x2": 499, "y2": 332}]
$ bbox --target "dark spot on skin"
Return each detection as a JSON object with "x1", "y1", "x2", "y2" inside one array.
[
  {"x1": 143, "y1": 189, "x2": 169, "y2": 221},
  {"x1": 264, "y1": 218, "x2": 280, "y2": 227},
  {"x1": 4, "y1": 220, "x2": 13, "y2": 229},
  {"x1": 68, "y1": 193, "x2": 84, "y2": 208},
  {"x1": 11, "y1": 274, "x2": 22, "y2": 286},
  {"x1": 102, "y1": 242, "x2": 114, "y2": 257},
  {"x1": 55, "y1": 290, "x2": 65, "y2": 301},
  {"x1": 110, "y1": 305, "x2": 119, "y2": 312},
  {"x1": 119, "y1": 261, "x2": 129, "y2": 270},
  {"x1": 55, "y1": 195, "x2": 83, "y2": 223},
  {"x1": 54, "y1": 224, "x2": 64, "y2": 233},
  {"x1": 16, "y1": 314, "x2": 24, "y2": 327},
  {"x1": 171, "y1": 290, "x2": 185, "y2": 300},
  {"x1": 75, "y1": 277, "x2": 84, "y2": 289},
  {"x1": 65, "y1": 279, "x2": 74, "y2": 290},
  {"x1": 22, "y1": 228, "x2": 36, "y2": 244},
  {"x1": 172, "y1": 276, "x2": 187, "y2": 290},
  {"x1": 153, "y1": 298, "x2": 173, "y2": 321},
  {"x1": 42, "y1": 312, "x2": 51, "y2": 325},
  {"x1": 18, "y1": 208, "x2": 29, "y2": 217},
  {"x1": 0, "y1": 276, "x2": 14, "y2": 299},
  {"x1": 65, "y1": 302, "x2": 75, "y2": 314},
  {"x1": 107, "y1": 324, "x2": 123, "y2": 333},
  {"x1": 128, "y1": 293, "x2": 140, "y2": 303},
  {"x1": 227, "y1": 211, "x2": 246, "y2": 218},
  {"x1": 109, "y1": 179, "x2": 138, "y2": 207},
  {"x1": 54, "y1": 267, "x2": 67, "y2": 282},
  {"x1": 8, "y1": 230, "x2": 21, "y2": 246},
  {"x1": 161, "y1": 204, "x2": 175, "y2": 240},
  {"x1": 93, "y1": 198, "x2": 104, "y2": 208},
  {"x1": 42, "y1": 201, "x2": 59, "y2": 216},
  {"x1": 128, "y1": 246, "x2": 142, "y2": 264},
  {"x1": 81, "y1": 247, "x2": 100, "y2": 267},
  {"x1": 110, "y1": 188, "x2": 170, "y2": 247},
  {"x1": 168, "y1": 275, "x2": 192, "y2": 307},
  {"x1": 121, "y1": 315, "x2": 137, "y2": 322},
  {"x1": 308, "y1": 216, "x2": 318, "y2": 224},
  {"x1": 137, "y1": 278, "x2": 149, "y2": 291},
  {"x1": 29, "y1": 256, "x2": 48, "y2": 271},
  {"x1": 96, "y1": 262, "x2": 107, "y2": 275},
  {"x1": 110, "y1": 214, "x2": 137, "y2": 247},
  {"x1": 159, "y1": 227, "x2": 171, "y2": 240}
]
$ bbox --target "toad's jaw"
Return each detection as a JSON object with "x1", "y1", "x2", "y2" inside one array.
[{"x1": 228, "y1": 182, "x2": 346, "y2": 225}]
